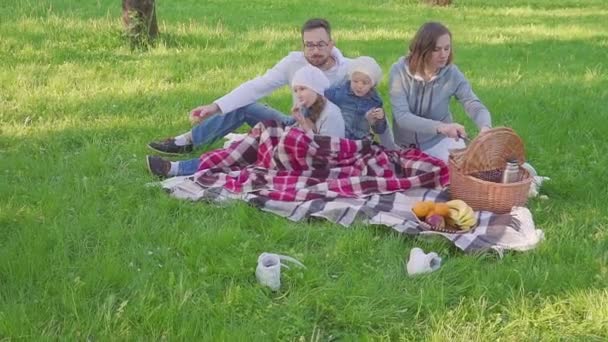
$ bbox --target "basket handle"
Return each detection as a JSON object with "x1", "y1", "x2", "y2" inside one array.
[{"x1": 459, "y1": 127, "x2": 526, "y2": 175}]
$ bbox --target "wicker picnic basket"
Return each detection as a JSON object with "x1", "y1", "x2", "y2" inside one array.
[{"x1": 448, "y1": 127, "x2": 532, "y2": 214}]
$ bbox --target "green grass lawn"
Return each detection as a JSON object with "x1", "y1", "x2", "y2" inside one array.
[{"x1": 1, "y1": 0, "x2": 608, "y2": 339}]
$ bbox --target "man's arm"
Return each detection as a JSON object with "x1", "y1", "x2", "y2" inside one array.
[
  {"x1": 215, "y1": 53, "x2": 298, "y2": 114},
  {"x1": 191, "y1": 53, "x2": 300, "y2": 122}
]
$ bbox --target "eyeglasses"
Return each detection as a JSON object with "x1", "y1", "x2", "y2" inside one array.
[{"x1": 303, "y1": 41, "x2": 329, "y2": 50}]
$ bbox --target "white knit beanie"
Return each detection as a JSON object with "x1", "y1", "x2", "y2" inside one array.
[
  {"x1": 291, "y1": 65, "x2": 330, "y2": 95},
  {"x1": 348, "y1": 56, "x2": 383, "y2": 85}
]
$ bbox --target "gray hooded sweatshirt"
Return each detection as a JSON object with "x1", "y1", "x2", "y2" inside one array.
[{"x1": 389, "y1": 57, "x2": 492, "y2": 150}]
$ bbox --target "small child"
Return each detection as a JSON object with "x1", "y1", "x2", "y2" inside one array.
[
  {"x1": 290, "y1": 65, "x2": 345, "y2": 137},
  {"x1": 324, "y1": 56, "x2": 390, "y2": 143},
  {"x1": 146, "y1": 65, "x2": 345, "y2": 178}
]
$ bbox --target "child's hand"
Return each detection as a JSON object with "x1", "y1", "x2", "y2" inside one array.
[
  {"x1": 366, "y1": 108, "x2": 384, "y2": 124},
  {"x1": 299, "y1": 118, "x2": 315, "y2": 132},
  {"x1": 372, "y1": 108, "x2": 385, "y2": 120},
  {"x1": 295, "y1": 114, "x2": 315, "y2": 132},
  {"x1": 292, "y1": 105, "x2": 315, "y2": 132},
  {"x1": 291, "y1": 104, "x2": 304, "y2": 123}
]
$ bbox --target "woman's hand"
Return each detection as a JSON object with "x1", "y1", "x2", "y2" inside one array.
[
  {"x1": 480, "y1": 126, "x2": 491, "y2": 134},
  {"x1": 436, "y1": 123, "x2": 467, "y2": 140}
]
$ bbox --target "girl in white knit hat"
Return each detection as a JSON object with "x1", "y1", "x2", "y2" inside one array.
[
  {"x1": 290, "y1": 65, "x2": 345, "y2": 137},
  {"x1": 325, "y1": 56, "x2": 393, "y2": 147}
]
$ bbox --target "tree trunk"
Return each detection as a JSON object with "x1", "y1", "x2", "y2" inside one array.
[
  {"x1": 422, "y1": 0, "x2": 452, "y2": 6},
  {"x1": 122, "y1": 0, "x2": 158, "y2": 45}
]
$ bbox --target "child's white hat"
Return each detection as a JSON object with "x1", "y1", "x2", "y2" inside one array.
[
  {"x1": 348, "y1": 56, "x2": 383, "y2": 85},
  {"x1": 291, "y1": 65, "x2": 330, "y2": 95}
]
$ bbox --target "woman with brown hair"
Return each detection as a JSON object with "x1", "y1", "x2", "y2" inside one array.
[{"x1": 389, "y1": 21, "x2": 492, "y2": 161}]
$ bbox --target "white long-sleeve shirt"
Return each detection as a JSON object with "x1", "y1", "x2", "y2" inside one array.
[{"x1": 214, "y1": 48, "x2": 351, "y2": 114}]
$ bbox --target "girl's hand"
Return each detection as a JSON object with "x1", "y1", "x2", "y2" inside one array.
[
  {"x1": 480, "y1": 126, "x2": 491, "y2": 133},
  {"x1": 291, "y1": 105, "x2": 305, "y2": 124},
  {"x1": 372, "y1": 108, "x2": 385, "y2": 120},
  {"x1": 292, "y1": 105, "x2": 315, "y2": 132},
  {"x1": 299, "y1": 118, "x2": 315, "y2": 132},
  {"x1": 436, "y1": 123, "x2": 467, "y2": 140},
  {"x1": 366, "y1": 108, "x2": 384, "y2": 124}
]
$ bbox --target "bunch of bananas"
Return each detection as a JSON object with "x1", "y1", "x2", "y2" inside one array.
[{"x1": 445, "y1": 200, "x2": 477, "y2": 231}]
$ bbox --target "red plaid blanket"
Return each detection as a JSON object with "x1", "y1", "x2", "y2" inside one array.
[{"x1": 194, "y1": 121, "x2": 449, "y2": 201}]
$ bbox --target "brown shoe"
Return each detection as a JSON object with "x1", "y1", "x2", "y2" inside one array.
[{"x1": 146, "y1": 155, "x2": 171, "y2": 178}]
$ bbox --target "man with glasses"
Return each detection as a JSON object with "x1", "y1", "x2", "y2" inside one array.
[{"x1": 148, "y1": 18, "x2": 350, "y2": 155}]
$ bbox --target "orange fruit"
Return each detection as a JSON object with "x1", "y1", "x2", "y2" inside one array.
[
  {"x1": 412, "y1": 201, "x2": 434, "y2": 218},
  {"x1": 433, "y1": 203, "x2": 450, "y2": 217}
]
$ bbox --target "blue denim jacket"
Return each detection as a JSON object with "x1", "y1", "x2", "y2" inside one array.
[{"x1": 324, "y1": 80, "x2": 386, "y2": 140}]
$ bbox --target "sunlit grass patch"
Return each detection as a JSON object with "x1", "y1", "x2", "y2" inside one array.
[{"x1": 1, "y1": 0, "x2": 607, "y2": 339}]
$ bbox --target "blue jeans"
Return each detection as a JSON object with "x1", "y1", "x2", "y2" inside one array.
[
  {"x1": 177, "y1": 103, "x2": 295, "y2": 176},
  {"x1": 176, "y1": 158, "x2": 200, "y2": 176},
  {"x1": 191, "y1": 102, "x2": 295, "y2": 147}
]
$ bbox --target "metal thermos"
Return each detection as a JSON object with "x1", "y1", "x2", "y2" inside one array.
[{"x1": 501, "y1": 159, "x2": 520, "y2": 183}]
